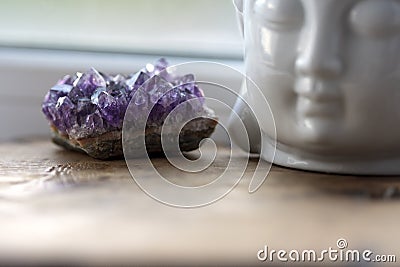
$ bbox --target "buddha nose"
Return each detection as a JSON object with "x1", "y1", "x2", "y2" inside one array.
[{"x1": 295, "y1": 25, "x2": 343, "y2": 79}]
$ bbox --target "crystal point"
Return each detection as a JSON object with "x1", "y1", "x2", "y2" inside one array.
[{"x1": 76, "y1": 68, "x2": 106, "y2": 96}]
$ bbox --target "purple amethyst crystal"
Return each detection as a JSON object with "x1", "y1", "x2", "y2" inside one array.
[
  {"x1": 42, "y1": 59, "x2": 217, "y2": 159},
  {"x1": 75, "y1": 68, "x2": 107, "y2": 96}
]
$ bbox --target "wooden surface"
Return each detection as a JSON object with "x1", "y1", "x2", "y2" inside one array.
[{"x1": 0, "y1": 138, "x2": 400, "y2": 265}]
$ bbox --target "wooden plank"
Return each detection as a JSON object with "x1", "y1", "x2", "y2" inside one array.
[{"x1": 0, "y1": 138, "x2": 399, "y2": 265}]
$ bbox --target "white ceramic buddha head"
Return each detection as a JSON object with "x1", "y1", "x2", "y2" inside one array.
[{"x1": 233, "y1": 0, "x2": 400, "y2": 174}]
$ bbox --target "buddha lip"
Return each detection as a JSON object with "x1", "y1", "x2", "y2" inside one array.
[
  {"x1": 294, "y1": 79, "x2": 343, "y2": 118},
  {"x1": 294, "y1": 79, "x2": 342, "y2": 103},
  {"x1": 296, "y1": 96, "x2": 342, "y2": 118}
]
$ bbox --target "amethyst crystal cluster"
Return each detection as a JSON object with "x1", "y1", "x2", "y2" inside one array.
[{"x1": 42, "y1": 59, "x2": 217, "y2": 159}]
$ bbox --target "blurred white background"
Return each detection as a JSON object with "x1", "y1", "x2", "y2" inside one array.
[{"x1": 0, "y1": 0, "x2": 243, "y2": 141}]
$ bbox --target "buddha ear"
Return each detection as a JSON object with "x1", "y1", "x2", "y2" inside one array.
[{"x1": 233, "y1": 0, "x2": 244, "y2": 38}]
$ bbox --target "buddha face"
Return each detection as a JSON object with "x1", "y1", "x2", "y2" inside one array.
[{"x1": 242, "y1": 0, "x2": 400, "y2": 157}]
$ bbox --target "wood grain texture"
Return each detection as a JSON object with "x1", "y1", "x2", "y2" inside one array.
[{"x1": 0, "y1": 138, "x2": 399, "y2": 265}]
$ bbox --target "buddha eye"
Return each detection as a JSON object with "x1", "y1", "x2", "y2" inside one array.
[
  {"x1": 350, "y1": 0, "x2": 400, "y2": 38},
  {"x1": 253, "y1": 0, "x2": 304, "y2": 31}
]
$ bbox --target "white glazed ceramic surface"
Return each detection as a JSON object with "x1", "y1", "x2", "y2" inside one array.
[{"x1": 232, "y1": 0, "x2": 400, "y2": 174}]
